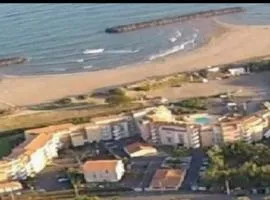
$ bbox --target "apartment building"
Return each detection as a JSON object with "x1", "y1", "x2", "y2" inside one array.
[
  {"x1": 242, "y1": 115, "x2": 267, "y2": 142},
  {"x1": 82, "y1": 160, "x2": 125, "y2": 182},
  {"x1": 137, "y1": 106, "x2": 200, "y2": 148},
  {"x1": 220, "y1": 121, "x2": 243, "y2": 144},
  {"x1": 199, "y1": 125, "x2": 215, "y2": 147},
  {"x1": 70, "y1": 123, "x2": 102, "y2": 147},
  {"x1": 159, "y1": 122, "x2": 200, "y2": 148},
  {"x1": 0, "y1": 124, "x2": 75, "y2": 182}
]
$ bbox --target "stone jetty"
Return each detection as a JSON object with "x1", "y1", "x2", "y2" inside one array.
[
  {"x1": 105, "y1": 7, "x2": 245, "y2": 33},
  {"x1": 0, "y1": 57, "x2": 27, "y2": 67}
]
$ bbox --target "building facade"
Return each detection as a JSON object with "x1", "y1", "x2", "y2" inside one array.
[{"x1": 82, "y1": 160, "x2": 125, "y2": 182}]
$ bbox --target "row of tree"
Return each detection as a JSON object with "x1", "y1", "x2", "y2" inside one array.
[{"x1": 204, "y1": 142, "x2": 270, "y2": 193}]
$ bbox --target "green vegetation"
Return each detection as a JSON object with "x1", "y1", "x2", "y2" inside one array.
[
  {"x1": 75, "y1": 95, "x2": 89, "y2": 101},
  {"x1": 203, "y1": 142, "x2": 270, "y2": 191},
  {"x1": 0, "y1": 133, "x2": 24, "y2": 158},
  {"x1": 246, "y1": 59, "x2": 270, "y2": 72},
  {"x1": 105, "y1": 88, "x2": 133, "y2": 105},
  {"x1": 171, "y1": 98, "x2": 207, "y2": 111},
  {"x1": 0, "y1": 103, "x2": 145, "y2": 132},
  {"x1": 106, "y1": 95, "x2": 132, "y2": 105},
  {"x1": 55, "y1": 97, "x2": 73, "y2": 105},
  {"x1": 108, "y1": 88, "x2": 126, "y2": 96},
  {"x1": 172, "y1": 147, "x2": 192, "y2": 157},
  {"x1": 67, "y1": 168, "x2": 84, "y2": 197},
  {"x1": 65, "y1": 117, "x2": 90, "y2": 125},
  {"x1": 132, "y1": 74, "x2": 188, "y2": 91}
]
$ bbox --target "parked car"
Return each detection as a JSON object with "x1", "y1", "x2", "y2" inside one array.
[
  {"x1": 57, "y1": 178, "x2": 69, "y2": 183},
  {"x1": 198, "y1": 186, "x2": 207, "y2": 191}
]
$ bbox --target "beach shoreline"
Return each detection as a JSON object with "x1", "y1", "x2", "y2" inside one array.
[{"x1": 1, "y1": 19, "x2": 270, "y2": 107}]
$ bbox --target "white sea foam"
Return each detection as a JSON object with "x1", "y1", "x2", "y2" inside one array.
[
  {"x1": 169, "y1": 37, "x2": 177, "y2": 43},
  {"x1": 76, "y1": 59, "x2": 84, "y2": 63},
  {"x1": 193, "y1": 28, "x2": 199, "y2": 33},
  {"x1": 149, "y1": 37, "x2": 196, "y2": 61},
  {"x1": 83, "y1": 48, "x2": 104, "y2": 54},
  {"x1": 176, "y1": 30, "x2": 182, "y2": 37},
  {"x1": 50, "y1": 68, "x2": 67, "y2": 72},
  {"x1": 106, "y1": 49, "x2": 140, "y2": 54},
  {"x1": 82, "y1": 65, "x2": 93, "y2": 69}
]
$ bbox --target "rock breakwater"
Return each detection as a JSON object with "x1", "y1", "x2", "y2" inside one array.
[{"x1": 105, "y1": 7, "x2": 245, "y2": 33}]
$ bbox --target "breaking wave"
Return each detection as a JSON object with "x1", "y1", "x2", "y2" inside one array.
[
  {"x1": 105, "y1": 49, "x2": 140, "y2": 54},
  {"x1": 149, "y1": 36, "x2": 197, "y2": 61},
  {"x1": 82, "y1": 65, "x2": 93, "y2": 69},
  {"x1": 83, "y1": 48, "x2": 104, "y2": 54}
]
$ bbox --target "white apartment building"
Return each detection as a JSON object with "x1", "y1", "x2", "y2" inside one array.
[
  {"x1": 82, "y1": 160, "x2": 125, "y2": 182},
  {"x1": 155, "y1": 122, "x2": 200, "y2": 148}
]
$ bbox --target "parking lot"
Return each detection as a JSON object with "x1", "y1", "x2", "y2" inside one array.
[{"x1": 32, "y1": 166, "x2": 72, "y2": 192}]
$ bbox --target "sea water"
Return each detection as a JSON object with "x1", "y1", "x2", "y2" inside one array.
[{"x1": 0, "y1": 3, "x2": 269, "y2": 75}]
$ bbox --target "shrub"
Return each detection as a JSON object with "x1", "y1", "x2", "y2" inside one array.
[
  {"x1": 106, "y1": 95, "x2": 132, "y2": 105},
  {"x1": 108, "y1": 88, "x2": 125, "y2": 96},
  {"x1": 76, "y1": 95, "x2": 88, "y2": 100},
  {"x1": 55, "y1": 98, "x2": 72, "y2": 105}
]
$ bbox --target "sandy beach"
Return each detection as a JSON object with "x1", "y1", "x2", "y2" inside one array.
[{"x1": 1, "y1": 19, "x2": 270, "y2": 106}]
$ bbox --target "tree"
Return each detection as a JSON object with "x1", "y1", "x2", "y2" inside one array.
[{"x1": 67, "y1": 168, "x2": 83, "y2": 197}]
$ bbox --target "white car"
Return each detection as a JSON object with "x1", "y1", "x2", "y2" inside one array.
[
  {"x1": 57, "y1": 178, "x2": 69, "y2": 183},
  {"x1": 198, "y1": 186, "x2": 207, "y2": 191}
]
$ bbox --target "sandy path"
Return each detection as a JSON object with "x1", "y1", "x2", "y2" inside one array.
[{"x1": 1, "y1": 20, "x2": 270, "y2": 106}]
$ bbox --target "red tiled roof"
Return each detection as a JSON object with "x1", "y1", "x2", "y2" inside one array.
[{"x1": 149, "y1": 169, "x2": 186, "y2": 189}]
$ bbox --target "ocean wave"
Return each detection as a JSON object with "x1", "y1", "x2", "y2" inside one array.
[
  {"x1": 49, "y1": 68, "x2": 67, "y2": 72},
  {"x1": 176, "y1": 30, "x2": 182, "y2": 37},
  {"x1": 83, "y1": 48, "x2": 104, "y2": 54},
  {"x1": 193, "y1": 28, "x2": 199, "y2": 33},
  {"x1": 76, "y1": 59, "x2": 84, "y2": 63},
  {"x1": 82, "y1": 65, "x2": 93, "y2": 69},
  {"x1": 169, "y1": 37, "x2": 177, "y2": 43},
  {"x1": 149, "y1": 38, "x2": 196, "y2": 61},
  {"x1": 105, "y1": 49, "x2": 140, "y2": 54},
  {"x1": 169, "y1": 30, "x2": 182, "y2": 43}
]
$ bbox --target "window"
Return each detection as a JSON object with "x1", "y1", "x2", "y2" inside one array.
[{"x1": 167, "y1": 137, "x2": 172, "y2": 143}]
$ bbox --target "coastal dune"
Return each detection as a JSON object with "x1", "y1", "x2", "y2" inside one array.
[{"x1": 1, "y1": 20, "x2": 270, "y2": 106}]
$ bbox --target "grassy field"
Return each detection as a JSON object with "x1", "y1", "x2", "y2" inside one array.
[
  {"x1": 0, "y1": 103, "x2": 146, "y2": 133},
  {"x1": 0, "y1": 133, "x2": 24, "y2": 158}
]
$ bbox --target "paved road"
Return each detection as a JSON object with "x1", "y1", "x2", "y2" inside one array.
[
  {"x1": 141, "y1": 157, "x2": 165, "y2": 190},
  {"x1": 182, "y1": 149, "x2": 205, "y2": 190},
  {"x1": 103, "y1": 192, "x2": 269, "y2": 200}
]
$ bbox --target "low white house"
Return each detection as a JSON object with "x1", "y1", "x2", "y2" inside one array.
[
  {"x1": 82, "y1": 160, "x2": 125, "y2": 182},
  {"x1": 124, "y1": 142, "x2": 158, "y2": 157},
  {"x1": 228, "y1": 67, "x2": 246, "y2": 76}
]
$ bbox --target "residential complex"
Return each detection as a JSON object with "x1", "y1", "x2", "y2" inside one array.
[
  {"x1": 82, "y1": 160, "x2": 125, "y2": 182},
  {"x1": 0, "y1": 104, "x2": 270, "y2": 193},
  {"x1": 0, "y1": 108, "x2": 152, "y2": 187},
  {"x1": 138, "y1": 106, "x2": 270, "y2": 147}
]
